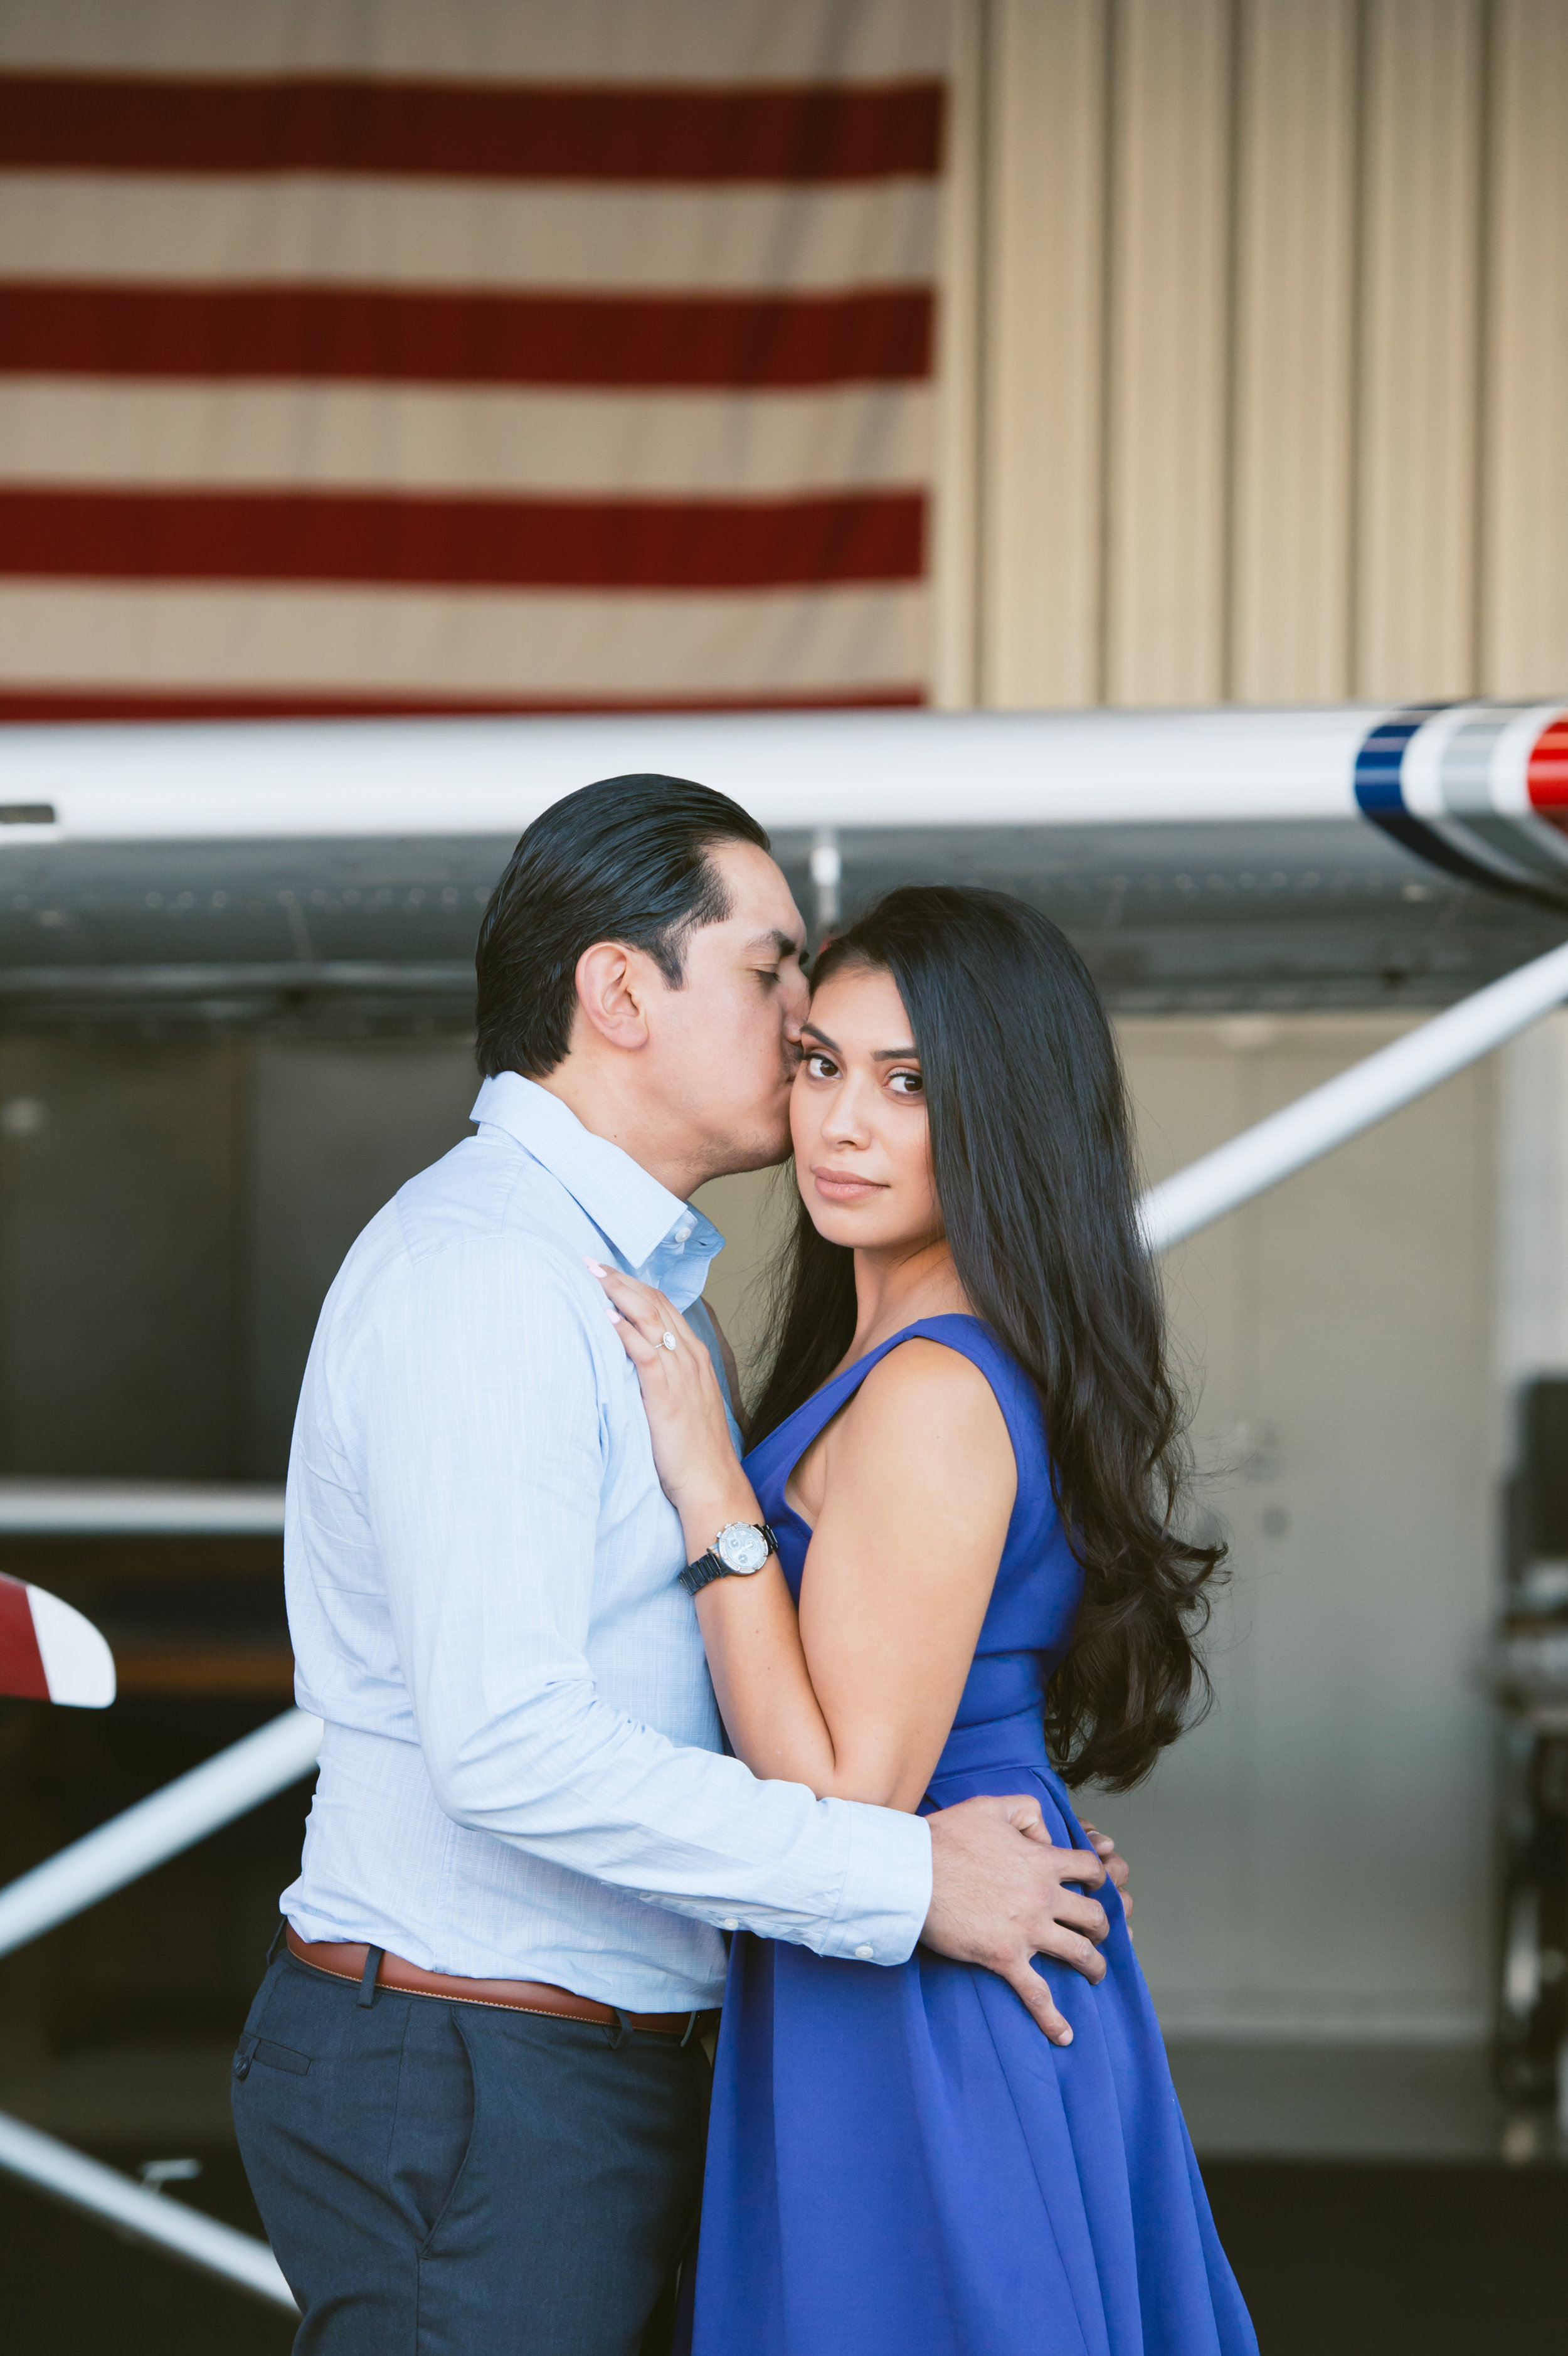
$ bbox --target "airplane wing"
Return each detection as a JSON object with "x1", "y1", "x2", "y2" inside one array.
[
  {"x1": 0, "y1": 1572, "x2": 116, "y2": 1707},
  {"x1": 0, "y1": 701, "x2": 1563, "y2": 1014}
]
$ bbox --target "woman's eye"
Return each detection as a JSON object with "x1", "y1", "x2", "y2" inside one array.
[
  {"x1": 802, "y1": 1052, "x2": 837, "y2": 1080},
  {"x1": 887, "y1": 1069, "x2": 923, "y2": 1096}
]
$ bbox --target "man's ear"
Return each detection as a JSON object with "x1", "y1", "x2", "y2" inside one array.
[{"x1": 573, "y1": 940, "x2": 654, "y2": 1053}]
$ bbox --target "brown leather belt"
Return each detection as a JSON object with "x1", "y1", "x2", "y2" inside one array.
[{"x1": 285, "y1": 1928, "x2": 718, "y2": 2039}]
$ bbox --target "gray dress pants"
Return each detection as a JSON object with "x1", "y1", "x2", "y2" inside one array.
[{"x1": 232, "y1": 1947, "x2": 711, "y2": 2355}]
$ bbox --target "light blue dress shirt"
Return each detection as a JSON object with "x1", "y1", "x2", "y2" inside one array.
[{"x1": 282, "y1": 1071, "x2": 933, "y2": 2009}]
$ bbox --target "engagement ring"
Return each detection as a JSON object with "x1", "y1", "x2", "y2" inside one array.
[{"x1": 660, "y1": 1332, "x2": 679, "y2": 1352}]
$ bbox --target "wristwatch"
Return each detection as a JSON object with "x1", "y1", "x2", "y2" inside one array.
[{"x1": 679, "y1": 1521, "x2": 779, "y2": 1596}]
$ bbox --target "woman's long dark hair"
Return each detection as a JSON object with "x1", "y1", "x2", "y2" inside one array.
[{"x1": 749, "y1": 884, "x2": 1223, "y2": 1791}]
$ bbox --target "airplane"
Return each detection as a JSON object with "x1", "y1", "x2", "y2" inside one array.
[{"x1": 0, "y1": 698, "x2": 1564, "y2": 1027}]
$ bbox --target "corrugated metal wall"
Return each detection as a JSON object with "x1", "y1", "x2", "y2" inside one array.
[{"x1": 937, "y1": 0, "x2": 1568, "y2": 709}]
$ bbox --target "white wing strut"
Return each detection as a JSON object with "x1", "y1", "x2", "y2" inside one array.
[
  {"x1": 0, "y1": 2110, "x2": 297, "y2": 2312},
  {"x1": 0, "y1": 1710, "x2": 320, "y2": 2306},
  {"x1": 0, "y1": 1707, "x2": 322, "y2": 1962},
  {"x1": 0, "y1": 1482, "x2": 284, "y2": 1535},
  {"x1": 1140, "y1": 936, "x2": 1568, "y2": 1253}
]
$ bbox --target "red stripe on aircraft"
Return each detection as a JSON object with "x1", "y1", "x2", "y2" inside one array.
[
  {"x1": 1527, "y1": 715, "x2": 1568, "y2": 812},
  {"x1": 0, "y1": 73, "x2": 944, "y2": 183},
  {"x1": 0, "y1": 284, "x2": 933, "y2": 389},
  {"x1": 0, "y1": 1574, "x2": 49, "y2": 1702}
]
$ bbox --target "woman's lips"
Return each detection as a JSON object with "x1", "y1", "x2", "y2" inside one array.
[{"x1": 811, "y1": 1167, "x2": 886, "y2": 1202}]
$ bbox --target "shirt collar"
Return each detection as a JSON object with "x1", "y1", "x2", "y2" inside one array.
[{"x1": 470, "y1": 1071, "x2": 724, "y2": 1301}]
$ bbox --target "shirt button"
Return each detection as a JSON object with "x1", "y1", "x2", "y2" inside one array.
[
  {"x1": 855, "y1": 1944, "x2": 874, "y2": 1960},
  {"x1": 721, "y1": 1918, "x2": 739, "y2": 1931},
  {"x1": 674, "y1": 1223, "x2": 692, "y2": 1244}
]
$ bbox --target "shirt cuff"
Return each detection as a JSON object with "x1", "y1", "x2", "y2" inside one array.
[{"x1": 818, "y1": 1797, "x2": 933, "y2": 1965}]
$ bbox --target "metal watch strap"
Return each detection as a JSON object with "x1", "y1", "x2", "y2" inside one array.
[{"x1": 679, "y1": 1524, "x2": 778, "y2": 1597}]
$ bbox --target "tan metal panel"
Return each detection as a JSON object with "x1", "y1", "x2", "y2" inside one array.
[
  {"x1": 953, "y1": 0, "x2": 1568, "y2": 714},
  {"x1": 1356, "y1": 0, "x2": 1485, "y2": 701},
  {"x1": 1481, "y1": 0, "x2": 1568, "y2": 698},
  {"x1": 1112, "y1": 1018, "x2": 1495, "y2": 2038},
  {"x1": 1230, "y1": 0, "x2": 1359, "y2": 703},
  {"x1": 931, "y1": 0, "x2": 985, "y2": 709},
  {"x1": 981, "y1": 0, "x2": 1110, "y2": 708},
  {"x1": 1104, "y1": 0, "x2": 1236, "y2": 706}
]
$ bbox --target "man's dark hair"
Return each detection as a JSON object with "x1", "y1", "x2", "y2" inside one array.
[{"x1": 475, "y1": 773, "x2": 771, "y2": 1078}]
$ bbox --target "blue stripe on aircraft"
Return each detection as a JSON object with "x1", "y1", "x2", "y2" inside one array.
[
  {"x1": 1353, "y1": 704, "x2": 1568, "y2": 915},
  {"x1": 1353, "y1": 713, "x2": 1431, "y2": 812}
]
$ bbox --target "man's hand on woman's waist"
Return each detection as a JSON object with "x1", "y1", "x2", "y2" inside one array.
[{"x1": 921, "y1": 1793, "x2": 1112, "y2": 2047}]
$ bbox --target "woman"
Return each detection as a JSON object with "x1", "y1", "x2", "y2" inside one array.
[{"x1": 590, "y1": 886, "x2": 1256, "y2": 2356}]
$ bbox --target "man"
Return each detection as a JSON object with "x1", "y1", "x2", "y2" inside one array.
[{"x1": 234, "y1": 775, "x2": 1121, "y2": 2354}]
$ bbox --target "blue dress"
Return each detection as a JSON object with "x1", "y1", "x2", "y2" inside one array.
[{"x1": 686, "y1": 1316, "x2": 1256, "y2": 2356}]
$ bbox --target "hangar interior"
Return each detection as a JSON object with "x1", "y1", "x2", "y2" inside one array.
[
  {"x1": 4, "y1": 2, "x2": 1568, "y2": 2350},
  {"x1": 0, "y1": 820, "x2": 1554, "y2": 2093},
  {"x1": 2, "y1": 785, "x2": 1565, "y2": 2345}
]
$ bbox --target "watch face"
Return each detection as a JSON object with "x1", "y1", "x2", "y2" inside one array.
[{"x1": 715, "y1": 1522, "x2": 770, "y2": 1573}]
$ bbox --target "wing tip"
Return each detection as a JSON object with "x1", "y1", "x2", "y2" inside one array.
[{"x1": 26, "y1": 1583, "x2": 117, "y2": 1709}]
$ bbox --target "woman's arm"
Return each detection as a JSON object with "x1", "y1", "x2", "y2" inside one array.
[
  {"x1": 589, "y1": 1263, "x2": 1015, "y2": 1812},
  {"x1": 768, "y1": 1340, "x2": 1015, "y2": 1810}
]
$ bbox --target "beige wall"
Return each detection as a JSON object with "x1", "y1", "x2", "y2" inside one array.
[
  {"x1": 701, "y1": 1016, "x2": 1498, "y2": 2040},
  {"x1": 1498, "y1": 1012, "x2": 1568, "y2": 1405},
  {"x1": 1114, "y1": 1017, "x2": 1496, "y2": 2039},
  {"x1": 936, "y1": 0, "x2": 1568, "y2": 711}
]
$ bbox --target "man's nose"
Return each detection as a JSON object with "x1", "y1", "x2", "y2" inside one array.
[{"x1": 781, "y1": 981, "x2": 810, "y2": 1041}]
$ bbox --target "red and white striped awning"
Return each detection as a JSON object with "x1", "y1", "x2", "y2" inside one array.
[{"x1": 0, "y1": 1, "x2": 946, "y2": 718}]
